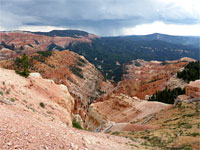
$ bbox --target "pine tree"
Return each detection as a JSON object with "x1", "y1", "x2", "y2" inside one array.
[
  {"x1": 22, "y1": 53, "x2": 29, "y2": 77},
  {"x1": 15, "y1": 53, "x2": 29, "y2": 77}
]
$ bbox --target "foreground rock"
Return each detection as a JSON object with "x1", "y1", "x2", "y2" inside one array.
[
  {"x1": 0, "y1": 68, "x2": 74, "y2": 126},
  {"x1": 0, "y1": 104, "x2": 134, "y2": 150},
  {"x1": 0, "y1": 68, "x2": 137, "y2": 150}
]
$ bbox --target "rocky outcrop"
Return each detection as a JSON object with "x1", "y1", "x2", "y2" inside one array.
[
  {"x1": 0, "y1": 48, "x2": 16, "y2": 60},
  {"x1": 186, "y1": 80, "x2": 200, "y2": 98},
  {"x1": 165, "y1": 75, "x2": 187, "y2": 90}
]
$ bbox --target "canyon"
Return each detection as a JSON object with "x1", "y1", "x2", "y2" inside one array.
[{"x1": 0, "y1": 30, "x2": 199, "y2": 150}]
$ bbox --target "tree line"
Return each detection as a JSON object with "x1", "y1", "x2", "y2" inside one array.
[{"x1": 148, "y1": 87, "x2": 185, "y2": 104}]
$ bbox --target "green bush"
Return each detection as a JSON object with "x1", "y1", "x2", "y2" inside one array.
[
  {"x1": 72, "y1": 119, "x2": 83, "y2": 129},
  {"x1": 78, "y1": 57, "x2": 87, "y2": 64},
  {"x1": 111, "y1": 131, "x2": 120, "y2": 135},
  {"x1": 37, "y1": 51, "x2": 52, "y2": 57},
  {"x1": 10, "y1": 98, "x2": 15, "y2": 102},
  {"x1": 0, "y1": 91, "x2": 3, "y2": 96},
  {"x1": 39, "y1": 102, "x2": 45, "y2": 108},
  {"x1": 69, "y1": 65, "x2": 84, "y2": 79}
]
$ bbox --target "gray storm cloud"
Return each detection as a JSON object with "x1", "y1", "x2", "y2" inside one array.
[{"x1": 0, "y1": 0, "x2": 199, "y2": 35}]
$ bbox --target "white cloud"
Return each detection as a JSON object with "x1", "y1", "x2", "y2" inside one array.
[
  {"x1": 122, "y1": 21, "x2": 200, "y2": 36},
  {"x1": 17, "y1": 26, "x2": 68, "y2": 32},
  {"x1": 1, "y1": 0, "x2": 200, "y2": 36}
]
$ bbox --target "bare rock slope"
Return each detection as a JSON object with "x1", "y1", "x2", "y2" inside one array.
[
  {"x1": 0, "y1": 68, "x2": 137, "y2": 150},
  {"x1": 1, "y1": 50, "x2": 114, "y2": 122}
]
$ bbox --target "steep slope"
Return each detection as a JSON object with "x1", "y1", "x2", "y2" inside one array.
[
  {"x1": 0, "y1": 68, "x2": 74, "y2": 126},
  {"x1": 0, "y1": 50, "x2": 113, "y2": 122},
  {"x1": 116, "y1": 58, "x2": 194, "y2": 99},
  {"x1": 0, "y1": 68, "x2": 137, "y2": 150}
]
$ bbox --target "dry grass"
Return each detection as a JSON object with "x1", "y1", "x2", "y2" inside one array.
[{"x1": 110, "y1": 102, "x2": 200, "y2": 150}]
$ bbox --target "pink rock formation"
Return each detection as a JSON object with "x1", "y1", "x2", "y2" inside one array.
[
  {"x1": 186, "y1": 80, "x2": 200, "y2": 98},
  {"x1": 0, "y1": 68, "x2": 134, "y2": 150},
  {"x1": 0, "y1": 31, "x2": 98, "y2": 60}
]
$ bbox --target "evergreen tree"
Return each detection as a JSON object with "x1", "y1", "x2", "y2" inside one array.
[
  {"x1": 177, "y1": 61, "x2": 200, "y2": 82},
  {"x1": 22, "y1": 53, "x2": 29, "y2": 77},
  {"x1": 15, "y1": 53, "x2": 30, "y2": 77},
  {"x1": 148, "y1": 87, "x2": 185, "y2": 104}
]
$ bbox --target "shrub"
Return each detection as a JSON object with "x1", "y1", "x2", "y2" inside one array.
[
  {"x1": 34, "y1": 40, "x2": 39, "y2": 45},
  {"x1": 69, "y1": 65, "x2": 84, "y2": 79},
  {"x1": 186, "y1": 132, "x2": 200, "y2": 137},
  {"x1": 72, "y1": 119, "x2": 82, "y2": 129},
  {"x1": 78, "y1": 57, "x2": 87, "y2": 64},
  {"x1": 37, "y1": 51, "x2": 52, "y2": 57},
  {"x1": 111, "y1": 131, "x2": 120, "y2": 135},
  {"x1": 39, "y1": 102, "x2": 45, "y2": 108},
  {"x1": 6, "y1": 90, "x2": 10, "y2": 95},
  {"x1": 197, "y1": 123, "x2": 200, "y2": 129},
  {"x1": 10, "y1": 98, "x2": 15, "y2": 102}
]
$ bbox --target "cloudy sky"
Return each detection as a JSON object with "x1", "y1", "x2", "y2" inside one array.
[{"x1": 0, "y1": 0, "x2": 200, "y2": 36}]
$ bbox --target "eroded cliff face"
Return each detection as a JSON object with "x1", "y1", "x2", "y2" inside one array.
[
  {"x1": 115, "y1": 58, "x2": 194, "y2": 99},
  {"x1": 85, "y1": 58, "x2": 197, "y2": 132},
  {"x1": 0, "y1": 31, "x2": 98, "y2": 60},
  {"x1": 0, "y1": 50, "x2": 114, "y2": 123}
]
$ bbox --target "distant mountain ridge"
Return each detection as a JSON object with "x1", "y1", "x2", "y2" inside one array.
[
  {"x1": 118, "y1": 33, "x2": 200, "y2": 48},
  {"x1": 32, "y1": 30, "x2": 90, "y2": 38},
  {"x1": 0, "y1": 30, "x2": 199, "y2": 82}
]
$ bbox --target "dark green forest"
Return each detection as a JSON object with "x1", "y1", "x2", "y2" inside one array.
[
  {"x1": 66, "y1": 38, "x2": 199, "y2": 82},
  {"x1": 148, "y1": 87, "x2": 186, "y2": 104},
  {"x1": 33, "y1": 30, "x2": 89, "y2": 38},
  {"x1": 177, "y1": 61, "x2": 200, "y2": 83}
]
